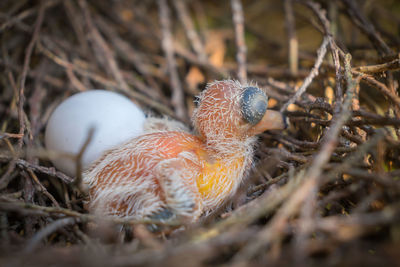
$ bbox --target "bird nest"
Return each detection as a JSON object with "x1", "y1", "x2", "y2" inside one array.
[{"x1": 0, "y1": 0, "x2": 399, "y2": 266}]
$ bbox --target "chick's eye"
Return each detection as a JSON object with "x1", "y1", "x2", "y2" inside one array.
[{"x1": 240, "y1": 86, "x2": 268, "y2": 125}]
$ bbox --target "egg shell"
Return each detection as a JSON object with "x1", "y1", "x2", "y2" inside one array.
[{"x1": 45, "y1": 90, "x2": 145, "y2": 176}]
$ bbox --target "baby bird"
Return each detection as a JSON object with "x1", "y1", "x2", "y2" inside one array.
[{"x1": 83, "y1": 80, "x2": 286, "y2": 223}]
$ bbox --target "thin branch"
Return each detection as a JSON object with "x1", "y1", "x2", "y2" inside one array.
[
  {"x1": 305, "y1": 1, "x2": 345, "y2": 110},
  {"x1": 173, "y1": 0, "x2": 207, "y2": 62},
  {"x1": 353, "y1": 70, "x2": 400, "y2": 109},
  {"x1": 353, "y1": 58, "x2": 400, "y2": 74},
  {"x1": 17, "y1": 0, "x2": 46, "y2": 148},
  {"x1": 158, "y1": 0, "x2": 188, "y2": 122},
  {"x1": 284, "y1": 0, "x2": 298, "y2": 75},
  {"x1": 37, "y1": 42, "x2": 175, "y2": 117},
  {"x1": 24, "y1": 218, "x2": 76, "y2": 253},
  {"x1": 73, "y1": 127, "x2": 95, "y2": 195},
  {"x1": 78, "y1": 0, "x2": 131, "y2": 95},
  {"x1": 0, "y1": 132, "x2": 24, "y2": 140},
  {"x1": 0, "y1": 200, "x2": 181, "y2": 227},
  {"x1": 15, "y1": 159, "x2": 73, "y2": 184},
  {"x1": 341, "y1": 0, "x2": 392, "y2": 55},
  {"x1": 280, "y1": 37, "x2": 329, "y2": 113},
  {"x1": 231, "y1": 0, "x2": 247, "y2": 84}
]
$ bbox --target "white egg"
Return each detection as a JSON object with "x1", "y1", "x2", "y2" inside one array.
[{"x1": 45, "y1": 90, "x2": 146, "y2": 176}]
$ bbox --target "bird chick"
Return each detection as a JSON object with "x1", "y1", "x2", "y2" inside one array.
[{"x1": 83, "y1": 80, "x2": 286, "y2": 224}]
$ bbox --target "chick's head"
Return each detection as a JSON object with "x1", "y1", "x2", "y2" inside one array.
[{"x1": 192, "y1": 80, "x2": 286, "y2": 153}]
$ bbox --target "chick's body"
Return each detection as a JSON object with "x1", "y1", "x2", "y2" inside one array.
[
  {"x1": 84, "y1": 131, "x2": 250, "y2": 222},
  {"x1": 83, "y1": 80, "x2": 285, "y2": 223}
]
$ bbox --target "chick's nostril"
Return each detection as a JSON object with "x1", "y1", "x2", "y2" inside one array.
[{"x1": 241, "y1": 86, "x2": 268, "y2": 125}]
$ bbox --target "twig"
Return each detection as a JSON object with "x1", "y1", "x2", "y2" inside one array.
[
  {"x1": 173, "y1": 44, "x2": 229, "y2": 78},
  {"x1": 37, "y1": 42, "x2": 175, "y2": 117},
  {"x1": 28, "y1": 169, "x2": 60, "y2": 207},
  {"x1": 0, "y1": 58, "x2": 64, "y2": 89},
  {"x1": 0, "y1": 4, "x2": 46, "y2": 190},
  {"x1": 0, "y1": 200, "x2": 180, "y2": 227},
  {"x1": 0, "y1": 132, "x2": 24, "y2": 140},
  {"x1": 231, "y1": 0, "x2": 247, "y2": 84},
  {"x1": 73, "y1": 127, "x2": 94, "y2": 195},
  {"x1": 192, "y1": 169, "x2": 306, "y2": 241},
  {"x1": 249, "y1": 165, "x2": 305, "y2": 194},
  {"x1": 280, "y1": 37, "x2": 329, "y2": 113},
  {"x1": 284, "y1": 0, "x2": 298, "y2": 75},
  {"x1": 0, "y1": 162, "x2": 18, "y2": 190},
  {"x1": 173, "y1": 0, "x2": 207, "y2": 62},
  {"x1": 17, "y1": 0, "x2": 46, "y2": 148},
  {"x1": 353, "y1": 70, "x2": 400, "y2": 109},
  {"x1": 158, "y1": 0, "x2": 188, "y2": 122},
  {"x1": 0, "y1": 0, "x2": 58, "y2": 33},
  {"x1": 63, "y1": 1, "x2": 90, "y2": 57},
  {"x1": 304, "y1": 1, "x2": 344, "y2": 110},
  {"x1": 78, "y1": 0, "x2": 131, "y2": 95},
  {"x1": 15, "y1": 159, "x2": 73, "y2": 183},
  {"x1": 292, "y1": 54, "x2": 357, "y2": 259},
  {"x1": 353, "y1": 58, "x2": 400, "y2": 74},
  {"x1": 322, "y1": 129, "x2": 386, "y2": 183},
  {"x1": 24, "y1": 217, "x2": 77, "y2": 254},
  {"x1": 316, "y1": 202, "x2": 400, "y2": 237},
  {"x1": 341, "y1": 0, "x2": 392, "y2": 55},
  {"x1": 94, "y1": 17, "x2": 166, "y2": 102}
]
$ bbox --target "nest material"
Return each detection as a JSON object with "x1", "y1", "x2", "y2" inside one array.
[{"x1": 0, "y1": 0, "x2": 400, "y2": 266}]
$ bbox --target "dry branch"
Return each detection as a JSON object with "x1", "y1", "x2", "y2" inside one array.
[
  {"x1": 231, "y1": 0, "x2": 248, "y2": 84},
  {"x1": 280, "y1": 37, "x2": 329, "y2": 113},
  {"x1": 158, "y1": 0, "x2": 188, "y2": 122}
]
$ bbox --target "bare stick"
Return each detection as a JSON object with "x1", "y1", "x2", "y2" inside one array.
[
  {"x1": 78, "y1": 0, "x2": 131, "y2": 95},
  {"x1": 231, "y1": 0, "x2": 247, "y2": 84},
  {"x1": 17, "y1": 0, "x2": 46, "y2": 148},
  {"x1": 192, "y1": 168, "x2": 306, "y2": 241},
  {"x1": 28, "y1": 169, "x2": 60, "y2": 207},
  {"x1": 15, "y1": 159, "x2": 73, "y2": 184},
  {"x1": 0, "y1": 200, "x2": 180, "y2": 227},
  {"x1": 158, "y1": 0, "x2": 188, "y2": 122},
  {"x1": 24, "y1": 217, "x2": 77, "y2": 254},
  {"x1": 37, "y1": 43, "x2": 175, "y2": 117},
  {"x1": 353, "y1": 70, "x2": 400, "y2": 109},
  {"x1": 284, "y1": 0, "x2": 298, "y2": 75},
  {"x1": 173, "y1": 0, "x2": 207, "y2": 62},
  {"x1": 73, "y1": 127, "x2": 95, "y2": 195},
  {"x1": 0, "y1": 132, "x2": 24, "y2": 140},
  {"x1": 353, "y1": 58, "x2": 400, "y2": 74},
  {"x1": 280, "y1": 37, "x2": 329, "y2": 113},
  {"x1": 0, "y1": 2, "x2": 46, "y2": 191},
  {"x1": 341, "y1": 0, "x2": 392, "y2": 55},
  {"x1": 0, "y1": 0, "x2": 57, "y2": 33},
  {"x1": 305, "y1": 1, "x2": 345, "y2": 110}
]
